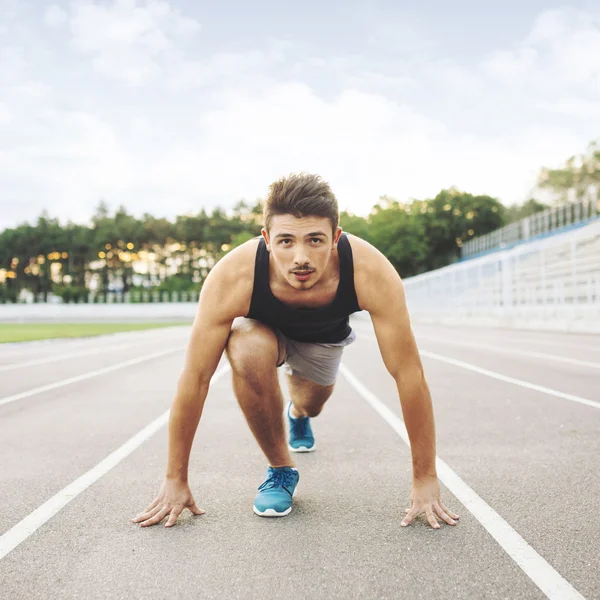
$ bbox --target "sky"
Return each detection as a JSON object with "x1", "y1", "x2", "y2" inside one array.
[{"x1": 0, "y1": 0, "x2": 599, "y2": 230}]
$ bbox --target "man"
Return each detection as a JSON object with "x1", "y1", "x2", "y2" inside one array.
[{"x1": 132, "y1": 173, "x2": 459, "y2": 530}]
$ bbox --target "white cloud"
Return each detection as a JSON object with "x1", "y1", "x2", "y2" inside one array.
[
  {"x1": 1, "y1": 3, "x2": 599, "y2": 231},
  {"x1": 533, "y1": 96, "x2": 600, "y2": 118},
  {"x1": 0, "y1": 102, "x2": 10, "y2": 125},
  {"x1": 0, "y1": 44, "x2": 28, "y2": 83},
  {"x1": 168, "y1": 50, "x2": 278, "y2": 92},
  {"x1": 8, "y1": 80, "x2": 50, "y2": 101},
  {"x1": 483, "y1": 7, "x2": 600, "y2": 93},
  {"x1": 62, "y1": 0, "x2": 201, "y2": 85},
  {"x1": 44, "y1": 5, "x2": 68, "y2": 27},
  {"x1": 483, "y1": 48, "x2": 538, "y2": 84}
]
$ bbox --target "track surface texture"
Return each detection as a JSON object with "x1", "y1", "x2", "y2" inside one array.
[{"x1": 0, "y1": 316, "x2": 598, "y2": 600}]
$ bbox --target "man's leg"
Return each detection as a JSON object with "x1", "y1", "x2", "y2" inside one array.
[
  {"x1": 286, "y1": 373, "x2": 335, "y2": 418},
  {"x1": 225, "y1": 317, "x2": 293, "y2": 468}
]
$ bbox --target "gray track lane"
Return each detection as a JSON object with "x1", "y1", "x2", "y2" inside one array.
[
  {"x1": 346, "y1": 320, "x2": 599, "y2": 599},
  {"x1": 0, "y1": 350, "x2": 187, "y2": 535},
  {"x1": 1, "y1": 343, "x2": 543, "y2": 600},
  {"x1": 0, "y1": 332, "x2": 189, "y2": 399},
  {"x1": 412, "y1": 323, "x2": 600, "y2": 363},
  {"x1": 0, "y1": 324, "x2": 595, "y2": 599}
]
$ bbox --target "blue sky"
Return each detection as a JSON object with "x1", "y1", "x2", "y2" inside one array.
[{"x1": 0, "y1": 0, "x2": 598, "y2": 229}]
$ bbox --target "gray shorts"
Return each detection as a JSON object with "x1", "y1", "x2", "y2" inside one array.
[{"x1": 275, "y1": 328, "x2": 357, "y2": 387}]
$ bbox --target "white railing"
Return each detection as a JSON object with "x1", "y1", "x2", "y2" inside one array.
[
  {"x1": 404, "y1": 219, "x2": 600, "y2": 331},
  {"x1": 462, "y1": 194, "x2": 599, "y2": 259}
]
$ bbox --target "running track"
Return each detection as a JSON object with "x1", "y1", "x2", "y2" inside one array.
[{"x1": 0, "y1": 314, "x2": 598, "y2": 600}]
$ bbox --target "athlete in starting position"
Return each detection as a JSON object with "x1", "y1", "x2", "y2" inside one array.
[{"x1": 133, "y1": 173, "x2": 459, "y2": 529}]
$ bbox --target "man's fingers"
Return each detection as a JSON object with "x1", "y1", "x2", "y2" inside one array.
[
  {"x1": 164, "y1": 506, "x2": 184, "y2": 528},
  {"x1": 434, "y1": 503, "x2": 456, "y2": 526},
  {"x1": 189, "y1": 503, "x2": 205, "y2": 516},
  {"x1": 132, "y1": 506, "x2": 160, "y2": 524},
  {"x1": 141, "y1": 507, "x2": 169, "y2": 527},
  {"x1": 132, "y1": 499, "x2": 160, "y2": 522},
  {"x1": 401, "y1": 505, "x2": 420, "y2": 527},
  {"x1": 440, "y1": 501, "x2": 460, "y2": 520},
  {"x1": 145, "y1": 499, "x2": 159, "y2": 512},
  {"x1": 164, "y1": 503, "x2": 206, "y2": 525},
  {"x1": 425, "y1": 507, "x2": 440, "y2": 529}
]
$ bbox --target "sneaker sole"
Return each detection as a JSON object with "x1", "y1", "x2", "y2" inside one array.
[
  {"x1": 253, "y1": 506, "x2": 292, "y2": 517},
  {"x1": 288, "y1": 443, "x2": 316, "y2": 453},
  {"x1": 253, "y1": 485, "x2": 298, "y2": 518}
]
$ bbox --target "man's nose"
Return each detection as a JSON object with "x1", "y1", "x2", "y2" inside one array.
[{"x1": 293, "y1": 246, "x2": 310, "y2": 266}]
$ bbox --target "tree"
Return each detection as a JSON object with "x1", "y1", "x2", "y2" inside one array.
[
  {"x1": 416, "y1": 189, "x2": 505, "y2": 270},
  {"x1": 367, "y1": 198, "x2": 428, "y2": 277},
  {"x1": 339, "y1": 211, "x2": 370, "y2": 241},
  {"x1": 505, "y1": 198, "x2": 548, "y2": 224},
  {"x1": 537, "y1": 139, "x2": 600, "y2": 203}
]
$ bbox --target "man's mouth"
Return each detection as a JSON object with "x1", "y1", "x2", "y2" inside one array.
[{"x1": 292, "y1": 270, "x2": 314, "y2": 281}]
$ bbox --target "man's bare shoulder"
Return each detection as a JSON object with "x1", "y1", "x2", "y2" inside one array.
[
  {"x1": 201, "y1": 237, "x2": 260, "y2": 318},
  {"x1": 345, "y1": 233, "x2": 391, "y2": 275},
  {"x1": 344, "y1": 232, "x2": 403, "y2": 311}
]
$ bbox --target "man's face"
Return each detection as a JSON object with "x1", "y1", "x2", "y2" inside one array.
[{"x1": 262, "y1": 215, "x2": 342, "y2": 291}]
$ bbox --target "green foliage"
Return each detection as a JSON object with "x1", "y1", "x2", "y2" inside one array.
[
  {"x1": 3, "y1": 153, "x2": 590, "y2": 297},
  {"x1": 155, "y1": 274, "x2": 199, "y2": 293},
  {"x1": 339, "y1": 211, "x2": 370, "y2": 240},
  {"x1": 367, "y1": 200, "x2": 428, "y2": 275},
  {"x1": 538, "y1": 138, "x2": 600, "y2": 202},
  {"x1": 505, "y1": 198, "x2": 548, "y2": 224},
  {"x1": 416, "y1": 189, "x2": 506, "y2": 270},
  {"x1": 0, "y1": 284, "x2": 18, "y2": 303},
  {"x1": 230, "y1": 231, "x2": 257, "y2": 249},
  {"x1": 52, "y1": 284, "x2": 89, "y2": 304}
]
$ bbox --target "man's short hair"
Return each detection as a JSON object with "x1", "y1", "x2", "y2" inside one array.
[{"x1": 264, "y1": 173, "x2": 339, "y2": 235}]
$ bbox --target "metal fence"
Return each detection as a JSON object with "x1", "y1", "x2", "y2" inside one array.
[
  {"x1": 404, "y1": 218, "x2": 600, "y2": 326},
  {"x1": 461, "y1": 194, "x2": 599, "y2": 259},
  {"x1": 8, "y1": 289, "x2": 201, "y2": 305}
]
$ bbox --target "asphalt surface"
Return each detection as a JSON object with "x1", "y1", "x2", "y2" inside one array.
[{"x1": 0, "y1": 316, "x2": 598, "y2": 600}]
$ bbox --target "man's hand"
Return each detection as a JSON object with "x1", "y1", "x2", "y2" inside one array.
[
  {"x1": 132, "y1": 478, "x2": 205, "y2": 528},
  {"x1": 401, "y1": 475, "x2": 460, "y2": 529}
]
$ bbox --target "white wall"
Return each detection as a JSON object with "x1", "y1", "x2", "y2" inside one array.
[
  {"x1": 404, "y1": 219, "x2": 600, "y2": 333},
  {"x1": 0, "y1": 302, "x2": 198, "y2": 323}
]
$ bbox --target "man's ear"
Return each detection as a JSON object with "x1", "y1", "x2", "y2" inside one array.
[
  {"x1": 261, "y1": 228, "x2": 270, "y2": 251},
  {"x1": 333, "y1": 227, "x2": 343, "y2": 247}
]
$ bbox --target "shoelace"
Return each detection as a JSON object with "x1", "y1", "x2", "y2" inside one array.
[
  {"x1": 290, "y1": 415, "x2": 311, "y2": 439},
  {"x1": 258, "y1": 469, "x2": 296, "y2": 492}
]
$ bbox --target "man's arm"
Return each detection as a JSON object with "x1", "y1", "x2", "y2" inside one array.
[
  {"x1": 352, "y1": 237, "x2": 459, "y2": 529},
  {"x1": 166, "y1": 247, "x2": 253, "y2": 482},
  {"x1": 132, "y1": 243, "x2": 256, "y2": 528}
]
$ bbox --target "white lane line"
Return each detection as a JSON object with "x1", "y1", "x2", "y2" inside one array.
[
  {"x1": 339, "y1": 364, "x2": 586, "y2": 600},
  {"x1": 0, "y1": 342, "x2": 142, "y2": 372},
  {"x1": 0, "y1": 347, "x2": 186, "y2": 408},
  {"x1": 471, "y1": 336, "x2": 600, "y2": 354},
  {"x1": 351, "y1": 320, "x2": 600, "y2": 353},
  {"x1": 418, "y1": 350, "x2": 600, "y2": 410},
  {"x1": 0, "y1": 364, "x2": 231, "y2": 561},
  {"x1": 358, "y1": 331, "x2": 599, "y2": 410},
  {"x1": 415, "y1": 337, "x2": 600, "y2": 370}
]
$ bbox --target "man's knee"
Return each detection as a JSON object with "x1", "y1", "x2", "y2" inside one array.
[
  {"x1": 288, "y1": 374, "x2": 335, "y2": 417},
  {"x1": 225, "y1": 318, "x2": 281, "y2": 378},
  {"x1": 305, "y1": 385, "x2": 334, "y2": 416}
]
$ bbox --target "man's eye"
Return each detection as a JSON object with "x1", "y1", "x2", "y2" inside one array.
[{"x1": 311, "y1": 238, "x2": 322, "y2": 243}]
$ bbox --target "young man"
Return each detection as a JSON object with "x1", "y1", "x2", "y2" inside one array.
[{"x1": 132, "y1": 173, "x2": 459, "y2": 530}]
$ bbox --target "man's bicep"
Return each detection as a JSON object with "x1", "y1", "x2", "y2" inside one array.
[
  {"x1": 370, "y1": 290, "x2": 422, "y2": 380},
  {"x1": 359, "y1": 252, "x2": 422, "y2": 379},
  {"x1": 181, "y1": 269, "x2": 246, "y2": 383}
]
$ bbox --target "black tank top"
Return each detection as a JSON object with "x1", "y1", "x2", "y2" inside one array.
[{"x1": 245, "y1": 233, "x2": 362, "y2": 343}]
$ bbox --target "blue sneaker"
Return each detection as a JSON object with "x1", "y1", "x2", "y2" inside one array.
[
  {"x1": 253, "y1": 466, "x2": 299, "y2": 517},
  {"x1": 287, "y1": 401, "x2": 316, "y2": 452}
]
